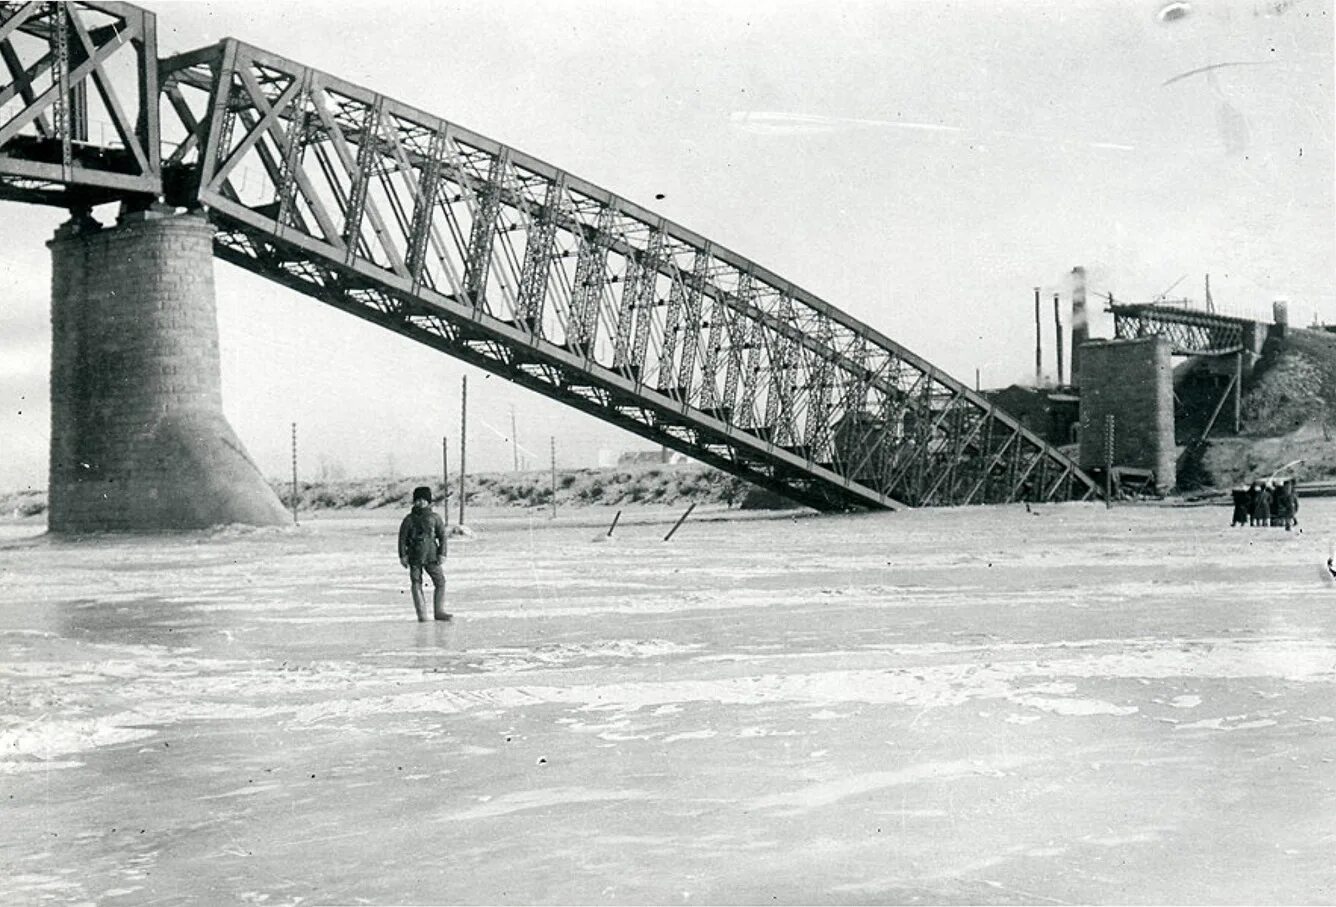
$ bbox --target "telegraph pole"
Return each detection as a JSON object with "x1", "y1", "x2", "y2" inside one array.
[
  {"x1": 290, "y1": 422, "x2": 299, "y2": 525},
  {"x1": 458, "y1": 376, "x2": 467, "y2": 526},
  {"x1": 1104, "y1": 413, "x2": 1115, "y2": 508},
  {"x1": 511, "y1": 404, "x2": 519, "y2": 473},
  {"x1": 1233, "y1": 353, "x2": 1243, "y2": 434}
]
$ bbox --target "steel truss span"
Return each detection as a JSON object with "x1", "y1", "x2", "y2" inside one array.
[
  {"x1": 1110, "y1": 303, "x2": 1250, "y2": 357},
  {"x1": 3, "y1": 2, "x2": 1099, "y2": 510},
  {"x1": 0, "y1": 1, "x2": 159, "y2": 205}
]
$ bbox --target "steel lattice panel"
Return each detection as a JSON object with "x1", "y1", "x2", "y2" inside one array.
[
  {"x1": 1111, "y1": 304, "x2": 1249, "y2": 356},
  {"x1": 0, "y1": 1, "x2": 159, "y2": 206}
]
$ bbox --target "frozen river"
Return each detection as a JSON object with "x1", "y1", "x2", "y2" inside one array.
[{"x1": 2, "y1": 500, "x2": 1335, "y2": 904}]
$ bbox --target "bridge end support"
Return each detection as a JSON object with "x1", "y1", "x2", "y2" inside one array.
[{"x1": 48, "y1": 212, "x2": 290, "y2": 532}]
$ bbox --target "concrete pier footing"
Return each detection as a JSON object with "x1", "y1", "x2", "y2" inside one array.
[{"x1": 48, "y1": 211, "x2": 290, "y2": 532}]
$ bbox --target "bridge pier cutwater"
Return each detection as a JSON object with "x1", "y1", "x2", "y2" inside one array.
[{"x1": 48, "y1": 209, "x2": 289, "y2": 531}]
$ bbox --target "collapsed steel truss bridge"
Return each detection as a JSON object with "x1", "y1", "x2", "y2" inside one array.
[{"x1": 2, "y1": 1, "x2": 1100, "y2": 510}]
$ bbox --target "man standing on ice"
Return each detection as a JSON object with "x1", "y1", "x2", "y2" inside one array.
[{"x1": 398, "y1": 486, "x2": 450, "y2": 621}]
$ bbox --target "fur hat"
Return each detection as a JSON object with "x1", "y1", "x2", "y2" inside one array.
[{"x1": 412, "y1": 485, "x2": 433, "y2": 503}]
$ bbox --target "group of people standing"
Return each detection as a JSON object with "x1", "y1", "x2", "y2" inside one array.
[{"x1": 1231, "y1": 479, "x2": 1299, "y2": 531}]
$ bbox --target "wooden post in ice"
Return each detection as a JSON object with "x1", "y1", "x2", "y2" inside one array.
[
  {"x1": 664, "y1": 502, "x2": 696, "y2": 541},
  {"x1": 442, "y1": 434, "x2": 449, "y2": 521},
  {"x1": 549, "y1": 436, "x2": 557, "y2": 520}
]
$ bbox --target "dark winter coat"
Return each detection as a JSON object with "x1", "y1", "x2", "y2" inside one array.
[
  {"x1": 1273, "y1": 487, "x2": 1293, "y2": 520},
  {"x1": 1253, "y1": 488, "x2": 1272, "y2": 522},
  {"x1": 1230, "y1": 489, "x2": 1250, "y2": 525},
  {"x1": 398, "y1": 508, "x2": 447, "y2": 566}
]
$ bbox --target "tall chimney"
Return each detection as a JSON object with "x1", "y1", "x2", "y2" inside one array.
[
  {"x1": 1053, "y1": 293, "x2": 1065, "y2": 387},
  {"x1": 1034, "y1": 287, "x2": 1043, "y2": 386},
  {"x1": 1070, "y1": 266, "x2": 1088, "y2": 386}
]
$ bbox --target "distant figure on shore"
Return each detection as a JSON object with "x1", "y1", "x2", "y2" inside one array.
[
  {"x1": 398, "y1": 485, "x2": 450, "y2": 622},
  {"x1": 1269, "y1": 482, "x2": 1288, "y2": 529},
  {"x1": 1230, "y1": 486, "x2": 1249, "y2": 527},
  {"x1": 1279, "y1": 479, "x2": 1299, "y2": 531},
  {"x1": 1251, "y1": 482, "x2": 1271, "y2": 528}
]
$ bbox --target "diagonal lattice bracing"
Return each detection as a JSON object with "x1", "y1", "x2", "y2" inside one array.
[
  {"x1": 155, "y1": 37, "x2": 1098, "y2": 510},
  {"x1": 1110, "y1": 303, "x2": 1250, "y2": 356},
  {"x1": 0, "y1": 1, "x2": 159, "y2": 206}
]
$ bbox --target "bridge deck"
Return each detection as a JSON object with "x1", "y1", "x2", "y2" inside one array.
[{"x1": 1110, "y1": 302, "x2": 1261, "y2": 357}]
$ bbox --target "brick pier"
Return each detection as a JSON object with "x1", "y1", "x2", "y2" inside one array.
[
  {"x1": 48, "y1": 211, "x2": 289, "y2": 531},
  {"x1": 1078, "y1": 335, "x2": 1177, "y2": 493}
]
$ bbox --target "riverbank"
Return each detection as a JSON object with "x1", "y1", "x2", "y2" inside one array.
[
  {"x1": 6, "y1": 454, "x2": 1336, "y2": 526},
  {"x1": 0, "y1": 461, "x2": 801, "y2": 524}
]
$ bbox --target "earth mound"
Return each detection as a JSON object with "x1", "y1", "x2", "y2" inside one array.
[{"x1": 1194, "y1": 327, "x2": 1336, "y2": 488}]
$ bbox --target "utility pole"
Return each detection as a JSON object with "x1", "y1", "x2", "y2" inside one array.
[
  {"x1": 290, "y1": 422, "x2": 299, "y2": 524},
  {"x1": 1104, "y1": 413, "x2": 1115, "y2": 509},
  {"x1": 1233, "y1": 353, "x2": 1243, "y2": 434},
  {"x1": 510, "y1": 404, "x2": 519, "y2": 473},
  {"x1": 549, "y1": 436, "x2": 557, "y2": 520},
  {"x1": 458, "y1": 376, "x2": 468, "y2": 527}
]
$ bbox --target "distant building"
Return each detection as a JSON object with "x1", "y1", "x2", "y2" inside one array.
[
  {"x1": 982, "y1": 385, "x2": 1080, "y2": 448},
  {"x1": 617, "y1": 448, "x2": 690, "y2": 466}
]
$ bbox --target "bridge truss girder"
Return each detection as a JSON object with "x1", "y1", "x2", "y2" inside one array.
[
  {"x1": 0, "y1": 1, "x2": 159, "y2": 206},
  {"x1": 152, "y1": 38, "x2": 1098, "y2": 510},
  {"x1": 1110, "y1": 303, "x2": 1248, "y2": 357}
]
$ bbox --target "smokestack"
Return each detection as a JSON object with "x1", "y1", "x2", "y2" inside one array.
[
  {"x1": 1053, "y1": 293, "x2": 1065, "y2": 387},
  {"x1": 1034, "y1": 287, "x2": 1043, "y2": 386},
  {"x1": 1070, "y1": 266, "x2": 1088, "y2": 386}
]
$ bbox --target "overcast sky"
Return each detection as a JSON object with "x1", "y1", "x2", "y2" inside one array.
[{"x1": 1, "y1": 0, "x2": 1331, "y2": 490}]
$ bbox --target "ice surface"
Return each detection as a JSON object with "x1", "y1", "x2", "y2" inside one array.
[{"x1": 2, "y1": 501, "x2": 1335, "y2": 903}]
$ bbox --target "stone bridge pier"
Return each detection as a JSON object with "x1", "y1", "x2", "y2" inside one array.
[{"x1": 48, "y1": 210, "x2": 290, "y2": 532}]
